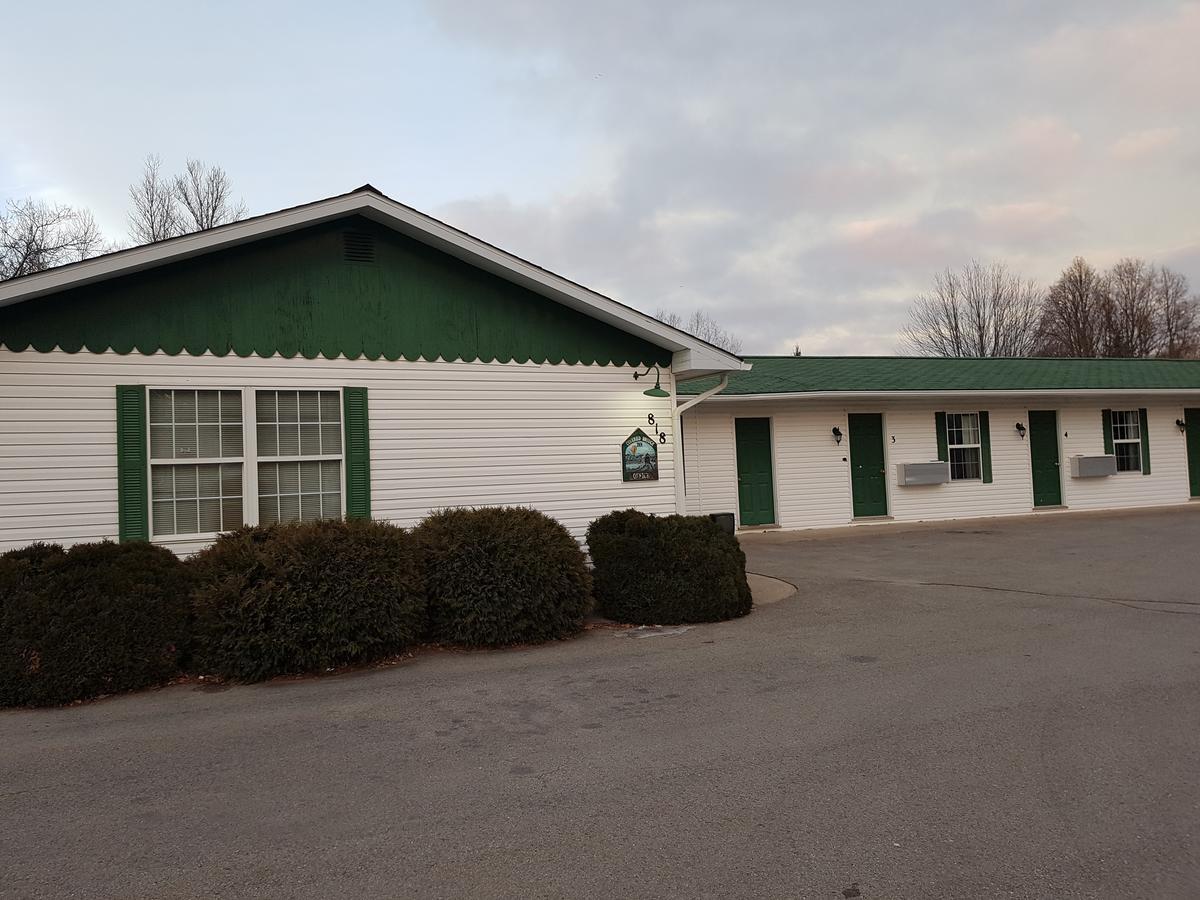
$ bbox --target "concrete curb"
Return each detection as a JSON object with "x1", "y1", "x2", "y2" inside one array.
[{"x1": 747, "y1": 572, "x2": 797, "y2": 606}]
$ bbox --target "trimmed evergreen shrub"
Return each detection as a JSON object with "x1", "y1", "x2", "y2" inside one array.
[
  {"x1": 0, "y1": 541, "x2": 66, "y2": 569},
  {"x1": 415, "y1": 506, "x2": 592, "y2": 647},
  {"x1": 0, "y1": 542, "x2": 65, "y2": 614},
  {"x1": 191, "y1": 519, "x2": 424, "y2": 682},
  {"x1": 586, "y1": 509, "x2": 753, "y2": 625},
  {"x1": 0, "y1": 541, "x2": 191, "y2": 708}
]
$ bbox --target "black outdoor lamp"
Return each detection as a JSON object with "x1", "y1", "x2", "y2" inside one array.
[
  {"x1": 1176, "y1": 418, "x2": 1187, "y2": 433},
  {"x1": 633, "y1": 364, "x2": 670, "y2": 398},
  {"x1": 1015, "y1": 422, "x2": 1027, "y2": 439},
  {"x1": 831, "y1": 426, "x2": 843, "y2": 445}
]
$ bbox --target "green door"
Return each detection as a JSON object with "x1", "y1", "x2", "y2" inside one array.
[
  {"x1": 848, "y1": 413, "x2": 887, "y2": 517},
  {"x1": 1028, "y1": 409, "x2": 1062, "y2": 507},
  {"x1": 1186, "y1": 409, "x2": 1200, "y2": 498},
  {"x1": 735, "y1": 417, "x2": 775, "y2": 526}
]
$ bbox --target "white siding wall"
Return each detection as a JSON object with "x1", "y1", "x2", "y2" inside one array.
[
  {"x1": 683, "y1": 401, "x2": 851, "y2": 527},
  {"x1": 0, "y1": 349, "x2": 678, "y2": 553},
  {"x1": 682, "y1": 396, "x2": 1199, "y2": 530},
  {"x1": 885, "y1": 403, "x2": 1033, "y2": 522},
  {"x1": 1059, "y1": 405, "x2": 1191, "y2": 510},
  {"x1": 681, "y1": 409, "x2": 737, "y2": 518}
]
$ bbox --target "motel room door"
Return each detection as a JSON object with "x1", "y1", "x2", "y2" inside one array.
[
  {"x1": 848, "y1": 413, "x2": 888, "y2": 518},
  {"x1": 1186, "y1": 408, "x2": 1200, "y2": 499},
  {"x1": 1028, "y1": 409, "x2": 1063, "y2": 507},
  {"x1": 735, "y1": 417, "x2": 776, "y2": 526}
]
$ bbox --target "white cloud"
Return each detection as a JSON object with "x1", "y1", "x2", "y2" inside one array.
[
  {"x1": 429, "y1": 3, "x2": 1200, "y2": 353},
  {"x1": 1027, "y1": 4, "x2": 1200, "y2": 111},
  {"x1": 1110, "y1": 127, "x2": 1182, "y2": 161}
]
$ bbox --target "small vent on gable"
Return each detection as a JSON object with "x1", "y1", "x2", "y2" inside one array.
[{"x1": 343, "y1": 231, "x2": 376, "y2": 263}]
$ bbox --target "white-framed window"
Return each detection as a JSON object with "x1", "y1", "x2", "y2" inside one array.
[
  {"x1": 255, "y1": 390, "x2": 343, "y2": 524},
  {"x1": 946, "y1": 412, "x2": 982, "y2": 481},
  {"x1": 147, "y1": 387, "x2": 344, "y2": 539},
  {"x1": 149, "y1": 389, "x2": 245, "y2": 537},
  {"x1": 1111, "y1": 409, "x2": 1142, "y2": 472}
]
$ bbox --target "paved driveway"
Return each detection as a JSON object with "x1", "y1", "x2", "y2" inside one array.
[{"x1": 3, "y1": 508, "x2": 1199, "y2": 899}]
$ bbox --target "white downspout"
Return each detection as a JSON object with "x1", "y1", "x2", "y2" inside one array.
[{"x1": 671, "y1": 374, "x2": 730, "y2": 514}]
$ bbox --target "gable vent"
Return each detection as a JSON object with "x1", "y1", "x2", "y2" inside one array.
[{"x1": 343, "y1": 231, "x2": 376, "y2": 263}]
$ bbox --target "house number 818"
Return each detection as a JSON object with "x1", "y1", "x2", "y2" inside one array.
[{"x1": 647, "y1": 414, "x2": 667, "y2": 444}]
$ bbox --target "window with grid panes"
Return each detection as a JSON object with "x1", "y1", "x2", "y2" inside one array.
[
  {"x1": 255, "y1": 390, "x2": 343, "y2": 524},
  {"x1": 148, "y1": 389, "x2": 244, "y2": 536},
  {"x1": 1111, "y1": 409, "x2": 1142, "y2": 472},
  {"x1": 946, "y1": 412, "x2": 982, "y2": 480}
]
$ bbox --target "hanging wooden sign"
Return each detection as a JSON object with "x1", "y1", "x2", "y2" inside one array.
[{"x1": 622, "y1": 428, "x2": 659, "y2": 482}]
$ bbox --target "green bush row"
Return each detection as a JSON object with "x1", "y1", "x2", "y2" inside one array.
[{"x1": 0, "y1": 507, "x2": 750, "y2": 707}]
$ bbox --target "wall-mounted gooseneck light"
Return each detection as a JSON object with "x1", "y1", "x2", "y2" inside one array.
[
  {"x1": 1176, "y1": 418, "x2": 1188, "y2": 434},
  {"x1": 1015, "y1": 422, "x2": 1027, "y2": 439},
  {"x1": 831, "y1": 426, "x2": 843, "y2": 445},
  {"x1": 633, "y1": 364, "x2": 670, "y2": 398}
]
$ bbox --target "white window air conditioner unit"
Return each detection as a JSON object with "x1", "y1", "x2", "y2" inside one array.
[
  {"x1": 1070, "y1": 454, "x2": 1117, "y2": 478},
  {"x1": 896, "y1": 461, "x2": 951, "y2": 486}
]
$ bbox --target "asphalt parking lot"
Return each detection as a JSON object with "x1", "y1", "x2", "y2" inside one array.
[{"x1": 3, "y1": 507, "x2": 1199, "y2": 899}]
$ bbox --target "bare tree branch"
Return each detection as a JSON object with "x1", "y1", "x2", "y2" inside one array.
[
  {"x1": 1038, "y1": 257, "x2": 1199, "y2": 358},
  {"x1": 1102, "y1": 258, "x2": 1158, "y2": 357},
  {"x1": 655, "y1": 309, "x2": 684, "y2": 330},
  {"x1": 900, "y1": 261, "x2": 1043, "y2": 357},
  {"x1": 127, "y1": 154, "x2": 183, "y2": 244},
  {"x1": 172, "y1": 159, "x2": 248, "y2": 232},
  {"x1": 655, "y1": 308, "x2": 743, "y2": 354},
  {"x1": 0, "y1": 198, "x2": 106, "y2": 281},
  {"x1": 1153, "y1": 265, "x2": 1198, "y2": 359},
  {"x1": 1039, "y1": 257, "x2": 1106, "y2": 356}
]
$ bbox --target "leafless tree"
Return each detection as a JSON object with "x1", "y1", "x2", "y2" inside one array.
[
  {"x1": 172, "y1": 159, "x2": 247, "y2": 232},
  {"x1": 0, "y1": 198, "x2": 106, "y2": 281},
  {"x1": 1038, "y1": 257, "x2": 1107, "y2": 356},
  {"x1": 1101, "y1": 258, "x2": 1158, "y2": 357},
  {"x1": 1153, "y1": 265, "x2": 1198, "y2": 358},
  {"x1": 127, "y1": 156, "x2": 248, "y2": 243},
  {"x1": 900, "y1": 261, "x2": 1044, "y2": 357},
  {"x1": 127, "y1": 154, "x2": 183, "y2": 243},
  {"x1": 655, "y1": 308, "x2": 744, "y2": 354},
  {"x1": 656, "y1": 309, "x2": 683, "y2": 329},
  {"x1": 1039, "y1": 257, "x2": 1199, "y2": 358}
]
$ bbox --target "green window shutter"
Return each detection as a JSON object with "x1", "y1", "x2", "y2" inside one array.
[
  {"x1": 978, "y1": 411, "x2": 993, "y2": 484},
  {"x1": 116, "y1": 385, "x2": 149, "y2": 542},
  {"x1": 935, "y1": 412, "x2": 948, "y2": 462},
  {"x1": 1101, "y1": 409, "x2": 1114, "y2": 455},
  {"x1": 1139, "y1": 408, "x2": 1151, "y2": 475},
  {"x1": 343, "y1": 387, "x2": 371, "y2": 520}
]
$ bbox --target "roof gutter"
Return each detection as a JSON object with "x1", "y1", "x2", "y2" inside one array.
[{"x1": 675, "y1": 374, "x2": 730, "y2": 413}]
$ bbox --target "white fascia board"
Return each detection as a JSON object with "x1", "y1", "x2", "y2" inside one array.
[
  {"x1": 0, "y1": 191, "x2": 744, "y2": 377},
  {"x1": 669, "y1": 347, "x2": 754, "y2": 379},
  {"x1": 695, "y1": 388, "x2": 1200, "y2": 402}
]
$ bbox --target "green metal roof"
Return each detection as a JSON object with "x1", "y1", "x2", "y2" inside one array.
[{"x1": 677, "y1": 356, "x2": 1200, "y2": 396}]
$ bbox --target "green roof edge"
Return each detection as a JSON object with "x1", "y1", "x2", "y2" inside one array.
[{"x1": 678, "y1": 356, "x2": 1200, "y2": 396}]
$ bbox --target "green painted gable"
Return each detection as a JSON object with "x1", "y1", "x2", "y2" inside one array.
[
  {"x1": 679, "y1": 356, "x2": 1200, "y2": 395},
  {"x1": 0, "y1": 217, "x2": 671, "y2": 367}
]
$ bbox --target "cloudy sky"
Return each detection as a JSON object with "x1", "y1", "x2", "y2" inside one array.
[{"x1": 4, "y1": 1, "x2": 1198, "y2": 353}]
